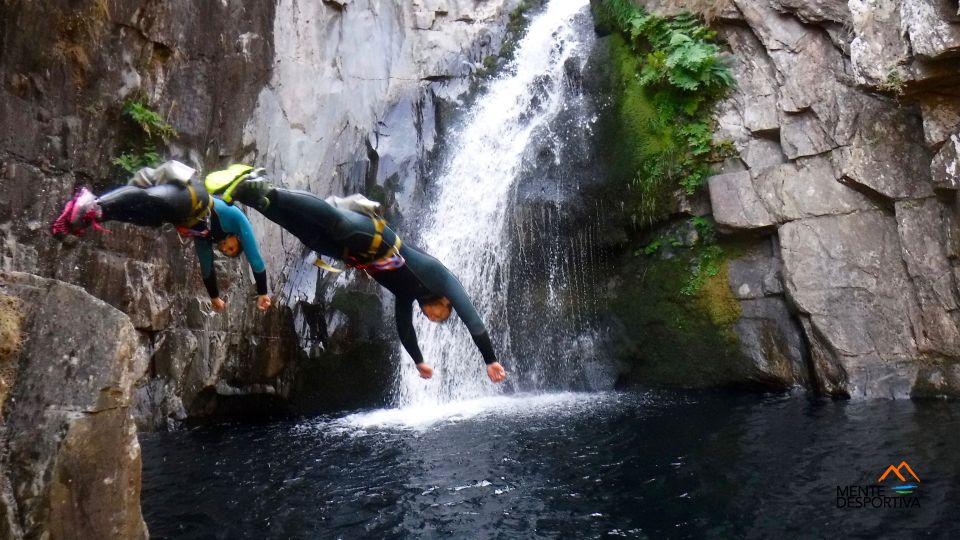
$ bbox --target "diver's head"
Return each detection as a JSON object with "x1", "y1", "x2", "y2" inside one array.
[
  {"x1": 419, "y1": 297, "x2": 452, "y2": 322},
  {"x1": 217, "y1": 234, "x2": 243, "y2": 258}
]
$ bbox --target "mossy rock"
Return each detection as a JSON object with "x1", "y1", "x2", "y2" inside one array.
[
  {"x1": 0, "y1": 294, "x2": 24, "y2": 419},
  {"x1": 610, "y1": 235, "x2": 761, "y2": 388}
]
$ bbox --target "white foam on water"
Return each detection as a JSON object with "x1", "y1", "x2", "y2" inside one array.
[{"x1": 341, "y1": 391, "x2": 611, "y2": 431}]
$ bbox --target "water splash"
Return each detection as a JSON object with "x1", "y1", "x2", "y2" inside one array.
[
  {"x1": 339, "y1": 392, "x2": 621, "y2": 431},
  {"x1": 394, "y1": 0, "x2": 592, "y2": 406}
]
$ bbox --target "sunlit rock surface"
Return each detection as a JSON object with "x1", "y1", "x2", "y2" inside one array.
[
  {"x1": 694, "y1": 0, "x2": 960, "y2": 398},
  {"x1": 0, "y1": 272, "x2": 148, "y2": 540}
]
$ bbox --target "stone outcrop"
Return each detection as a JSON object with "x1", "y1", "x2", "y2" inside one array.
[
  {"x1": 0, "y1": 272, "x2": 149, "y2": 540},
  {"x1": 674, "y1": 0, "x2": 960, "y2": 398}
]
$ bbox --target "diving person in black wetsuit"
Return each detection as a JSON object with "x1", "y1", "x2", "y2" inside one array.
[
  {"x1": 204, "y1": 164, "x2": 507, "y2": 383},
  {"x1": 49, "y1": 161, "x2": 271, "y2": 312}
]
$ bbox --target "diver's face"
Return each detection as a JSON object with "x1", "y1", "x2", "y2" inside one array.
[
  {"x1": 421, "y1": 297, "x2": 452, "y2": 322},
  {"x1": 218, "y1": 235, "x2": 241, "y2": 257}
]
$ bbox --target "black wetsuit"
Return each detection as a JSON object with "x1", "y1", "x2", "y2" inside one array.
[
  {"x1": 95, "y1": 182, "x2": 267, "y2": 299},
  {"x1": 96, "y1": 180, "x2": 211, "y2": 227},
  {"x1": 239, "y1": 187, "x2": 497, "y2": 366}
]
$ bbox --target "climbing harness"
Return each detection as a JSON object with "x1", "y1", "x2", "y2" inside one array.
[{"x1": 312, "y1": 195, "x2": 405, "y2": 274}]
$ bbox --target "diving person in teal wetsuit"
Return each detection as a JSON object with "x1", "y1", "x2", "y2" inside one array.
[
  {"x1": 204, "y1": 164, "x2": 507, "y2": 383},
  {"x1": 190, "y1": 198, "x2": 270, "y2": 312},
  {"x1": 50, "y1": 160, "x2": 271, "y2": 312}
]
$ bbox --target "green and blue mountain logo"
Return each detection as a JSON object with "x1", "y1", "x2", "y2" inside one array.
[{"x1": 877, "y1": 461, "x2": 920, "y2": 495}]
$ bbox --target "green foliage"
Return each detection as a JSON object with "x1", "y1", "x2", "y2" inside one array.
[
  {"x1": 594, "y1": 0, "x2": 735, "y2": 225},
  {"x1": 879, "y1": 67, "x2": 906, "y2": 96},
  {"x1": 113, "y1": 144, "x2": 161, "y2": 174},
  {"x1": 638, "y1": 239, "x2": 662, "y2": 255},
  {"x1": 638, "y1": 216, "x2": 723, "y2": 295},
  {"x1": 112, "y1": 99, "x2": 175, "y2": 174},
  {"x1": 691, "y1": 215, "x2": 715, "y2": 243},
  {"x1": 121, "y1": 99, "x2": 177, "y2": 140},
  {"x1": 681, "y1": 244, "x2": 722, "y2": 296}
]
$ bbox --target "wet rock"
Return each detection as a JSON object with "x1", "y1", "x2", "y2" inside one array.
[
  {"x1": 931, "y1": 132, "x2": 960, "y2": 191},
  {"x1": 894, "y1": 197, "x2": 960, "y2": 357},
  {"x1": 735, "y1": 297, "x2": 808, "y2": 386},
  {"x1": 779, "y1": 212, "x2": 920, "y2": 398},
  {"x1": 727, "y1": 239, "x2": 783, "y2": 300},
  {"x1": 0, "y1": 271, "x2": 148, "y2": 539},
  {"x1": 708, "y1": 171, "x2": 776, "y2": 230}
]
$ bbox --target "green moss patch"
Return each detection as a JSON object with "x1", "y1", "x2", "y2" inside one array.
[
  {"x1": 612, "y1": 227, "x2": 756, "y2": 387},
  {"x1": 592, "y1": 0, "x2": 734, "y2": 226}
]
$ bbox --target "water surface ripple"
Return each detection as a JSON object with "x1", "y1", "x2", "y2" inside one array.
[{"x1": 141, "y1": 391, "x2": 960, "y2": 538}]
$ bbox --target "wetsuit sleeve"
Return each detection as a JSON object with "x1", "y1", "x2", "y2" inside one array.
[
  {"x1": 438, "y1": 278, "x2": 497, "y2": 364},
  {"x1": 235, "y1": 215, "x2": 268, "y2": 296},
  {"x1": 402, "y1": 246, "x2": 498, "y2": 364},
  {"x1": 395, "y1": 298, "x2": 424, "y2": 364},
  {"x1": 430, "y1": 266, "x2": 498, "y2": 364},
  {"x1": 194, "y1": 237, "x2": 219, "y2": 298},
  {"x1": 215, "y1": 201, "x2": 268, "y2": 295}
]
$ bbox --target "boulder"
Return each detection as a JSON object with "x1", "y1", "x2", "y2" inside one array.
[
  {"x1": 0, "y1": 271, "x2": 148, "y2": 539},
  {"x1": 779, "y1": 212, "x2": 920, "y2": 398},
  {"x1": 931, "y1": 132, "x2": 960, "y2": 191},
  {"x1": 894, "y1": 198, "x2": 960, "y2": 357}
]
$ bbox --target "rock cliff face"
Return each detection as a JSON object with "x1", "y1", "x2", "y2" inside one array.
[
  {"x1": 0, "y1": 272, "x2": 148, "y2": 540},
  {"x1": 682, "y1": 0, "x2": 960, "y2": 398},
  {"x1": 0, "y1": 0, "x2": 522, "y2": 430}
]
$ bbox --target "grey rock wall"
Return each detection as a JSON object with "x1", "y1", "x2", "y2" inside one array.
[
  {"x1": 0, "y1": 272, "x2": 148, "y2": 540},
  {"x1": 691, "y1": 0, "x2": 960, "y2": 398}
]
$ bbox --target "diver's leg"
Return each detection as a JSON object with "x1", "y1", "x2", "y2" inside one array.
[{"x1": 96, "y1": 184, "x2": 196, "y2": 226}]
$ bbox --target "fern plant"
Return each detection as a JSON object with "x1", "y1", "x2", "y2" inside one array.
[
  {"x1": 595, "y1": 0, "x2": 735, "y2": 224},
  {"x1": 112, "y1": 99, "x2": 175, "y2": 174},
  {"x1": 122, "y1": 100, "x2": 177, "y2": 140}
]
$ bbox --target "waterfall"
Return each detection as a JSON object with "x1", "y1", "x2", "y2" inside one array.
[{"x1": 393, "y1": 0, "x2": 594, "y2": 406}]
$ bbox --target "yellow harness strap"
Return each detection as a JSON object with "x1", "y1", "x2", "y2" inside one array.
[
  {"x1": 179, "y1": 183, "x2": 214, "y2": 228},
  {"x1": 366, "y1": 218, "x2": 386, "y2": 259},
  {"x1": 313, "y1": 258, "x2": 344, "y2": 273}
]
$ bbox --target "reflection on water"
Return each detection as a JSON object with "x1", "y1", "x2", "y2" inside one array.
[{"x1": 141, "y1": 390, "x2": 960, "y2": 539}]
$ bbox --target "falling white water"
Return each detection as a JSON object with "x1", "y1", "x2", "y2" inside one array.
[{"x1": 394, "y1": 0, "x2": 591, "y2": 406}]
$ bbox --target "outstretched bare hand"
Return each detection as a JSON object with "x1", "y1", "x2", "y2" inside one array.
[
  {"x1": 256, "y1": 295, "x2": 272, "y2": 311},
  {"x1": 417, "y1": 363, "x2": 434, "y2": 379},
  {"x1": 211, "y1": 297, "x2": 226, "y2": 312},
  {"x1": 487, "y1": 362, "x2": 507, "y2": 383}
]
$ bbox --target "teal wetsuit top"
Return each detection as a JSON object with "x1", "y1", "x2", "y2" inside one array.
[{"x1": 194, "y1": 198, "x2": 267, "y2": 298}]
